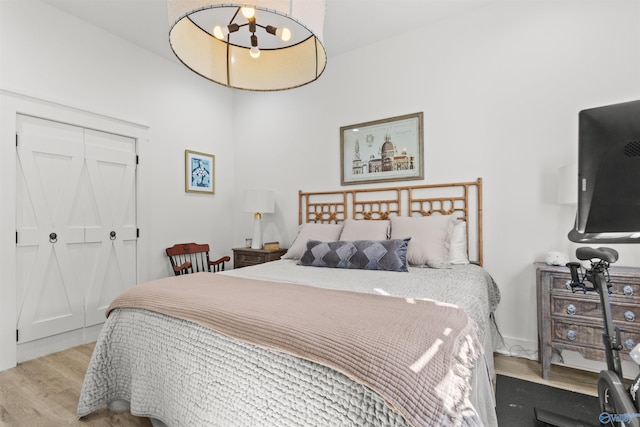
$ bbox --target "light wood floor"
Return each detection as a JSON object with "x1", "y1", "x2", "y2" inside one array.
[
  {"x1": 0, "y1": 345, "x2": 600, "y2": 426},
  {"x1": 0, "y1": 343, "x2": 151, "y2": 426},
  {"x1": 494, "y1": 352, "x2": 599, "y2": 397}
]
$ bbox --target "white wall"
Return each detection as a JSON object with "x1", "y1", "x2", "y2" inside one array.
[
  {"x1": 233, "y1": 0, "x2": 640, "y2": 369},
  {"x1": 1, "y1": 0, "x2": 639, "y2": 375},
  {"x1": 0, "y1": 0, "x2": 235, "y2": 370}
]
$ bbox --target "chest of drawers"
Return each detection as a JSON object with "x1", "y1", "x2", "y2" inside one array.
[{"x1": 536, "y1": 262, "x2": 640, "y2": 380}]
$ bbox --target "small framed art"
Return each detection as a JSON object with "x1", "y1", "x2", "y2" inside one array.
[
  {"x1": 340, "y1": 112, "x2": 424, "y2": 186},
  {"x1": 185, "y1": 150, "x2": 215, "y2": 194}
]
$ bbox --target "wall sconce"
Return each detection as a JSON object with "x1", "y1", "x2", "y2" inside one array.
[{"x1": 242, "y1": 190, "x2": 275, "y2": 249}]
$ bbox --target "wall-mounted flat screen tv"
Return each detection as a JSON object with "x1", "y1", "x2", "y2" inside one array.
[{"x1": 569, "y1": 99, "x2": 640, "y2": 243}]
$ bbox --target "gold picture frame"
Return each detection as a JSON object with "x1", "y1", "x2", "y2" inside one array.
[
  {"x1": 185, "y1": 150, "x2": 215, "y2": 194},
  {"x1": 340, "y1": 112, "x2": 424, "y2": 186}
]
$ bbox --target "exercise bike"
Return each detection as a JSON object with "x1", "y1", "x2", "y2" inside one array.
[{"x1": 535, "y1": 247, "x2": 640, "y2": 427}]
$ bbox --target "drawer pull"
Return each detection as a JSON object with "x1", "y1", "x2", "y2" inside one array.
[
  {"x1": 625, "y1": 311, "x2": 636, "y2": 322},
  {"x1": 566, "y1": 304, "x2": 577, "y2": 315},
  {"x1": 567, "y1": 330, "x2": 577, "y2": 341},
  {"x1": 624, "y1": 285, "x2": 634, "y2": 296},
  {"x1": 626, "y1": 338, "x2": 636, "y2": 349}
]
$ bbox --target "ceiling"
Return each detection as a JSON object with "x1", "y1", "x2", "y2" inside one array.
[{"x1": 40, "y1": 0, "x2": 494, "y2": 63}]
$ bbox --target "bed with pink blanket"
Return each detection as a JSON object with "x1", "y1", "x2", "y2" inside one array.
[{"x1": 77, "y1": 179, "x2": 500, "y2": 426}]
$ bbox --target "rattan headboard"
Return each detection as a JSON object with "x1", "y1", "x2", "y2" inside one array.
[{"x1": 298, "y1": 178, "x2": 483, "y2": 265}]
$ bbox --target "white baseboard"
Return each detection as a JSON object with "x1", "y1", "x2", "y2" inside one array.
[
  {"x1": 492, "y1": 332, "x2": 538, "y2": 360},
  {"x1": 558, "y1": 350, "x2": 639, "y2": 380},
  {"x1": 17, "y1": 324, "x2": 102, "y2": 363},
  {"x1": 493, "y1": 333, "x2": 640, "y2": 380}
]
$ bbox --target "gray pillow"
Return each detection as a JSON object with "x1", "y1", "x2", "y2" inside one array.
[{"x1": 298, "y1": 238, "x2": 410, "y2": 272}]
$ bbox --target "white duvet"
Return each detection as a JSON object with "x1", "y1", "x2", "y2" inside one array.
[{"x1": 78, "y1": 260, "x2": 500, "y2": 426}]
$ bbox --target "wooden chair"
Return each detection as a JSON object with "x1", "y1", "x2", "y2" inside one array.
[{"x1": 165, "y1": 243, "x2": 231, "y2": 276}]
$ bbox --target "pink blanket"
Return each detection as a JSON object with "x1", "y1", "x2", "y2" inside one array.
[{"x1": 107, "y1": 272, "x2": 481, "y2": 426}]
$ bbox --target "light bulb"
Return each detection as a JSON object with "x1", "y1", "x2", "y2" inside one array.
[
  {"x1": 241, "y1": 6, "x2": 255, "y2": 19},
  {"x1": 213, "y1": 25, "x2": 226, "y2": 40},
  {"x1": 250, "y1": 46, "x2": 261, "y2": 58},
  {"x1": 214, "y1": 23, "x2": 238, "y2": 40},
  {"x1": 276, "y1": 27, "x2": 291, "y2": 42}
]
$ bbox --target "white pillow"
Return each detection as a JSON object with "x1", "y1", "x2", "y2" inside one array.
[
  {"x1": 282, "y1": 223, "x2": 344, "y2": 259},
  {"x1": 390, "y1": 215, "x2": 456, "y2": 268},
  {"x1": 449, "y1": 221, "x2": 470, "y2": 265},
  {"x1": 339, "y1": 219, "x2": 390, "y2": 241}
]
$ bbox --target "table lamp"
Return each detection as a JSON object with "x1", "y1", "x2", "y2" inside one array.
[{"x1": 242, "y1": 190, "x2": 275, "y2": 249}]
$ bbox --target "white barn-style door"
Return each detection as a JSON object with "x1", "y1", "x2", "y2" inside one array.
[
  {"x1": 83, "y1": 129, "x2": 138, "y2": 327},
  {"x1": 16, "y1": 115, "x2": 137, "y2": 343}
]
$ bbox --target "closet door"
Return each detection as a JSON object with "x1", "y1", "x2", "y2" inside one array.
[
  {"x1": 83, "y1": 129, "x2": 137, "y2": 327},
  {"x1": 16, "y1": 115, "x2": 86, "y2": 343},
  {"x1": 16, "y1": 115, "x2": 138, "y2": 343}
]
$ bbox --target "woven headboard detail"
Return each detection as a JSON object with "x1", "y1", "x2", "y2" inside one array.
[{"x1": 298, "y1": 178, "x2": 483, "y2": 265}]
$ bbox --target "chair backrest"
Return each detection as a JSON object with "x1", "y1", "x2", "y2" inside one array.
[{"x1": 165, "y1": 242, "x2": 228, "y2": 276}]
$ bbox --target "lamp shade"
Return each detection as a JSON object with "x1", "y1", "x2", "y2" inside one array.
[
  {"x1": 168, "y1": 0, "x2": 327, "y2": 91},
  {"x1": 242, "y1": 190, "x2": 275, "y2": 214}
]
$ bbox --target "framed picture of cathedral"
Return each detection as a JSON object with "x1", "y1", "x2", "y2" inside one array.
[{"x1": 340, "y1": 112, "x2": 424, "y2": 185}]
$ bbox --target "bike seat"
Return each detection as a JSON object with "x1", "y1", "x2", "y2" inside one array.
[{"x1": 576, "y1": 247, "x2": 619, "y2": 263}]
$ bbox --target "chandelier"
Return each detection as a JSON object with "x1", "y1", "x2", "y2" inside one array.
[{"x1": 168, "y1": 1, "x2": 327, "y2": 91}]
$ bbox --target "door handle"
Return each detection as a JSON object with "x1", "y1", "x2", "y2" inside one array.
[
  {"x1": 49, "y1": 232, "x2": 57, "y2": 243},
  {"x1": 110, "y1": 231, "x2": 116, "y2": 240}
]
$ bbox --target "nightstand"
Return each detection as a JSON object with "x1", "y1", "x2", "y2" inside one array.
[
  {"x1": 536, "y1": 262, "x2": 640, "y2": 380},
  {"x1": 233, "y1": 247, "x2": 288, "y2": 268}
]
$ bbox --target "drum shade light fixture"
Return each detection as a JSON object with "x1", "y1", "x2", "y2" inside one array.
[{"x1": 168, "y1": 0, "x2": 327, "y2": 91}]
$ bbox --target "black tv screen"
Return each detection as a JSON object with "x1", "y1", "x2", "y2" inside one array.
[{"x1": 569, "y1": 99, "x2": 640, "y2": 243}]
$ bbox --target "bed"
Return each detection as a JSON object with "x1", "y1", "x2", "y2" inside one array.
[{"x1": 77, "y1": 178, "x2": 500, "y2": 427}]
